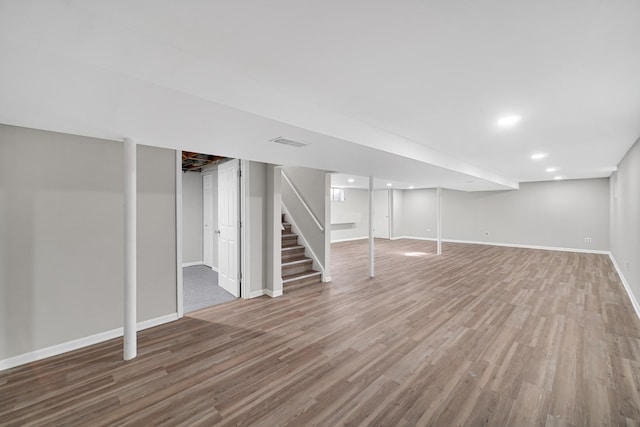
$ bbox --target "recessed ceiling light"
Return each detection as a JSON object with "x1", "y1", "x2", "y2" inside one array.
[
  {"x1": 546, "y1": 167, "x2": 557, "y2": 172},
  {"x1": 497, "y1": 115, "x2": 522, "y2": 127},
  {"x1": 553, "y1": 176, "x2": 563, "y2": 180},
  {"x1": 408, "y1": 186, "x2": 414, "y2": 189},
  {"x1": 386, "y1": 183, "x2": 392, "y2": 187},
  {"x1": 347, "y1": 178, "x2": 354, "y2": 183},
  {"x1": 531, "y1": 153, "x2": 548, "y2": 160}
]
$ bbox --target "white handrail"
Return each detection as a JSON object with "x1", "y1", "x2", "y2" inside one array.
[{"x1": 281, "y1": 170, "x2": 324, "y2": 232}]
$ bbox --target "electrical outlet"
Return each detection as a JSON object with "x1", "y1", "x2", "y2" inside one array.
[{"x1": 584, "y1": 237, "x2": 592, "y2": 243}]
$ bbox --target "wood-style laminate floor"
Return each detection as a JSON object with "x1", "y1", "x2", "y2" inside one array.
[{"x1": 2, "y1": 239, "x2": 640, "y2": 426}]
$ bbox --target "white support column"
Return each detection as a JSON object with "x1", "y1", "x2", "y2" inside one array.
[
  {"x1": 264, "y1": 164, "x2": 283, "y2": 298},
  {"x1": 387, "y1": 189, "x2": 393, "y2": 239},
  {"x1": 436, "y1": 185, "x2": 442, "y2": 255},
  {"x1": 123, "y1": 138, "x2": 137, "y2": 361},
  {"x1": 240, "y1": 159, "x2": 254, "y2": 298},
  {"x1": 323, "y1": 172, "x2": 332, "y2": 282},
  {"x1": 175, "y1": 151, "x2": 184, "y2": 318},
  {"x1": 274, "y1": 166, "x2": 283, "y2": 295},
  {"x1": 368, "y1": 176, "x2": 375, "y2": 277}
]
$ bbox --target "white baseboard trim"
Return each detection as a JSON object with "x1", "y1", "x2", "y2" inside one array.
[
  {"x1": 182, "y1": 261, "x2": 203, "y2": 267},
  {"x1": 138, "y1": 313, "x2": 179, "y2": 331},
  {"x1": 398, "y1": 236, "x2": 609, "y2": 255},
  {"x1": 331, "y1": 236, "x2": 368, "y2": 243},
  {"x1": 441, "y1": 238, "x2": 610, "y2": 255},
  {"x1": 266, "y1": 289, "x2": 283, "y2": 298},
  {"x1": 248, "y1": 289, "x2": 266, "y2": 299},
  {"x1": 609, "y1": 254, "x2": 640, "y2": 320},
  {"x1": 0, "y1": 313, "x2": 179, "y2": 372},
  {"x1": 400, "y1": 236, "x2": 437, "y2": 242}
]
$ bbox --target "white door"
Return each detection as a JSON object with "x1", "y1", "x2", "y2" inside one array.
[
  {"x1": 374, "y1": 190, "x2": 390, "y2": 239},
  {"x1": 218, "y1": 159, "x2": 240, "y2": 297},
  {"x1": 202, "y1": 174, "x2": 214, "y2": 268}
]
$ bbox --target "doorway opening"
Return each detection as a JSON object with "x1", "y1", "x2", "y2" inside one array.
[{"x1": 181, "y1": 151, "x2": 241, "y2": 313}]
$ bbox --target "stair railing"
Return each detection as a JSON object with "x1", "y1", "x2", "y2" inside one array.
[{"x1": 281, "y1": 171, "x2": 324, "y2": 231}]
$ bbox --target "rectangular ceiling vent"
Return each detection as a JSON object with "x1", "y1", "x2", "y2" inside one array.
[{"x1": 270, "y1": 137, "x2": 309, "y2": 148}]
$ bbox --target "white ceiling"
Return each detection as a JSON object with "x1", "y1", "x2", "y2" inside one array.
[{"x1": 1, "y1": 0, "x2": 639, "y2": 190}]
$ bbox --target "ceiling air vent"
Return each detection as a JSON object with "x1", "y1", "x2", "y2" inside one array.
[{"x1": 270, "y1": 137, "x2": 309, "y2": 148}]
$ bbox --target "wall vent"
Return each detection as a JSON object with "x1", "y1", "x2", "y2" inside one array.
[{"x1": 270, "y1": 137, "x2": 309, "y2": 148}]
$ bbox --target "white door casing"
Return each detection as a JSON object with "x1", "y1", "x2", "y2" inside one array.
[
  {"x1": 202, "y1": 173, "x2": 214, "y2": 268},
  {"x1": 373, "y1": 189, "x2": 390, "y2": 239},
  {"x1": 218, "y1": 159, "x2": 240, "y2": 297}
]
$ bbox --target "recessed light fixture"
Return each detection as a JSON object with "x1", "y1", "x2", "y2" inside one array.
[
  {"x1": 386, "y1": 183, "x2": 392, "y2": 187},
  {"x1": 408, "y1": 186, "x2": 414, "y2": 189},
  {"x1": 531, "y1": 153, "x2": 548, "y2": 160},
  {"x1": 553, "y1": 176, "x2": 563, "y2": 180},
  {"x1": 347, "y1": 178, "x2": 354, "y2": 183},
  {"x1": 545, "y1": 167, "x2": 557, "y2": 172},
  {"x1": 497, "y1": 115, "x2": 522, "y2": 127}
]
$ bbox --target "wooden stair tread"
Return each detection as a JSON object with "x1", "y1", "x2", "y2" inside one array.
[
  {"x1": 281, "y1": 213, "x2": 320, "y2": 290},
  {"x1": 282, "y1": 270, "x2": 322, "y2": 283},
  {"x1": 282, "y1": 258, "x2": 312, "y2": 267}
]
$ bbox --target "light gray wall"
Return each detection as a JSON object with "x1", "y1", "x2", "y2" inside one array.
[
  {"x1": 137, "y1": 144, "x2": 177, "y2": 321},
  {"x1": 401, "y1": 188, "x2": 438, "y2": 239},
  {"x1": 442, "y1": 179, "x2": 610, "y2": 251},
  {"x1": 182, "y1": 171, "x2": 202, "y2": 264},
  {"x1": 0, "y1": 124, "x2": 177, "y2": 361},
  {"x1": 611, "y1": 139, "x2": 640, "y2": 305},
  {"x1": 282, "y1": 166, "x2": 325, "y2": 223},
  {"x1": 0, "y1": 135, "x2": 6, "y2": 353},
  {"x1": 329, "y1": 179, "x2": 610, "y2": 252},
  {"x1": 282, "y1": 166, "x2": 327, "y2": 267},
  {"x1": 331, "y1": 188, "x2": 369, "y2": 242}
]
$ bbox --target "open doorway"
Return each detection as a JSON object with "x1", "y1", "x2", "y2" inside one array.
[{"x1": 181, "y1": 152, "x2": 241, "y2": 313}]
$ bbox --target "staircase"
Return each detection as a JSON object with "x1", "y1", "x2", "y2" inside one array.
[{"x1": 281, "y1": 214, "x2": 322, "y2": 290}]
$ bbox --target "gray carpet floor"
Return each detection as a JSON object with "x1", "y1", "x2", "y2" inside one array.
[{"x1": 183, "y1": 265, "x2": 236, "y2": 313}]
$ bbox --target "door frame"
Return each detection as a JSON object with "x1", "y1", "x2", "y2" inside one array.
[
  {"x1": 175, "y1": 152, "x2": 250, "y2": 319},
  {"x1": 239, "y1": 159, "x2": 250, "y2": 300},
  {"x1": 216, "y1": 158, "x2": 241, "y2": 297},
  {"x1": 201, "y1": 172, "x2": 216, "y2": 270}
]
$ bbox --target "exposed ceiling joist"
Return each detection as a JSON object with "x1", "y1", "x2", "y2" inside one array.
[{"x1": 181, "y1": 151, "x2": 226, "y2": 172}]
